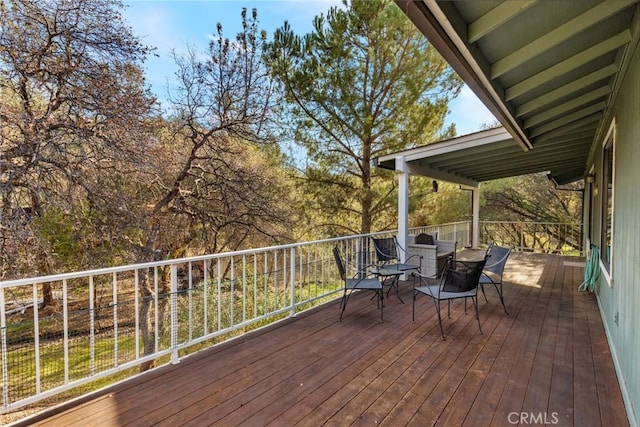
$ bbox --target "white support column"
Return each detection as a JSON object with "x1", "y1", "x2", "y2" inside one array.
[
  {"x1": 582, "y1": 179, "x2": 591, "y2": 254},
  {"x1": 396, "y1": 156, "x2": 409, "y2": 262},
  {"x1": 472, "y1": 184, "x2": 481, "y2": 249}
]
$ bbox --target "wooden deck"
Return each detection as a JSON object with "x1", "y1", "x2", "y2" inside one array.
[{"x1": 13, "y1": 252, "x2": 628, "y2": 426}]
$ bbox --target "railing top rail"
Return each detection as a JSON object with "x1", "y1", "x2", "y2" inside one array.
[
  {"x1": 479, "y1": 221, "x2": 580, "y2": 225},
  {"x1": 0, "y1": 230, "x2": 394, "y2": 288},
  {"x1": 2, "y1": 220, "x2": 578, "y2": 288}
]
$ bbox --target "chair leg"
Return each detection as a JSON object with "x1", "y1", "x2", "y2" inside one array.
[
  {"x1": 480, "y1": 283, "x2": 488, "y2": 302},
  {"x1": 496, "y1": 283, "x2": 508, "y2": 314},
  {"x1": 435, "y1": 299, "x2": 445, "y2": 340},
  {"x1": 339, "y1": 291, "x2": 350, "y2": 321},
  {"x1": 472, "y1": 296, "x2": 483, "y2": 334},
  {"x1": 412, "y1": 291, "x2": 416, "y2": 322}
]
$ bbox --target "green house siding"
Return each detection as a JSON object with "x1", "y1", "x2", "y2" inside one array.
[{"x1": 593, "y1": 41, "x2": 640, "y2": 427}]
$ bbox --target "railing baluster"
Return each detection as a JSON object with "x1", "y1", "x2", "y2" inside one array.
[
  {"x1": 113, "y1": 272, "x2": 118, "y2": 367},
  {"x1": 89, "y1": 276, "x2": 96, "y2": 375},
  {"x1": 170, "y1": 265, "x2": 178, "y2": 364},
  {"x1": 263, "y1": 252, "x2": 268, "y2": 315},
  {"x1": 204, "y1": 259, "x2": 209, "y2": 335},
  {"x1": 296, "y1": 248, "x2": 309, "y2": 300},
  {"x1": 290, "y1": 247, "x2": 296, "y2": 316},
  {"x1": 1, "y1": 287, "x2": 9, "y2": 407},
  {"x1": 307, "y1": 247, "x2": 311, "y2": 298},
  {"x1": 134, "y1": 271, "x2": 139, "y2": 361},
  {"x1": 33, "y1": 283, "x2": 40, "y2": 395},
  {"x1": 253, "y1": 254, "x2": 257, "y2": 319},
  {"x1": 231, "y1": 257, "x2": 235, "y2": 327},
  {"x1": 188, "y1": 262, "x2": 193, "y2": 342},
  {"x1": 153, "y1": 268, "x2": 158, "y2": 353},
  {"x1": 314, "y1": 244, "x2": 318, "y2": 298},
  {"x1": 242, "y1": 255, "x2": 247, "y2": 324},
  {"x1": 274, "y1": 251, "x2": 279, "y2": 310},
  {"x1": 62, "y1": 278, "x2": 69, "y2": 384},
  {"x1": 216, "y1": 258, "x2": 221, "y2": 332}
]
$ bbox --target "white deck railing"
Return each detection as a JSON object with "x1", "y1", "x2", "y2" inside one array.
[
  {"x1": 0, "y1": 221, "x2": 580, "y2": 413},
  {"x1": 0, "y1": 232, "x2": 391, "y2": 413}
]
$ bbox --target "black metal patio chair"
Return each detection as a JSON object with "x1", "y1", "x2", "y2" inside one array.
[
  {"x1": 333, "y1": 246, "x2": 384, "y2": 321},
  {"x1": 371, "y1": 236, "x2": 422, "y2": 273},
  {"x1": 479, "y1": 243, "x2": 512, "y2": 314},
  {"x1": 412, "y1": 254, "x2": 487, "y2": 340}
]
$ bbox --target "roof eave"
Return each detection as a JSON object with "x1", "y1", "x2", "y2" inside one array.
[{"x1": 394, "y1": 0, "x2": 533, "y2": 151}]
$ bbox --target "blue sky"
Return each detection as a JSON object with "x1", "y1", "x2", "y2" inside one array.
[{"x1": 122, "y1": 0, "x2": 496, "y2": 136}]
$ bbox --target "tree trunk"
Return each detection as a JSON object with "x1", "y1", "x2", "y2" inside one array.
[
  {"x1": 361, "y1": 140, "x2": 372, "y2": 234},
  {"x1": 138, "y1": 268, "x2": 156, "y2": 372}
]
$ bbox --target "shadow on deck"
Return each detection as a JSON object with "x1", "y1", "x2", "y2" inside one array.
[{"x1": 12, "y1": 252, "x2": 628, "y2": 426}]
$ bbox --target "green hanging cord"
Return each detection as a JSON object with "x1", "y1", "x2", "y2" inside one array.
[{"x1": 578, "y1": 245, "x2": 601, "y2": 292}]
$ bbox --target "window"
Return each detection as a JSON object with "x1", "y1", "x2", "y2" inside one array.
[{"x1": 600, "y1": 121, "x2": 615, "y2": 278}]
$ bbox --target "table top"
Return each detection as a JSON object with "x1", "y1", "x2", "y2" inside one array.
[{"x1": 372, "y1": 266, "x2": 414, "y2": 276}]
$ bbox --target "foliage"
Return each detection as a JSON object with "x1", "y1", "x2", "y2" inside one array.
[
  {"x1": 481, "y1": 173, "x2": 582, "y2": 223},
  {"x1": 407, "y1": 173, "x2": 583, "y2": 244},
  {"x1": 0, "y1": 0, "x2": 156, "y2": 305},
  {"x1": 152, "y1": 8, "x2": 294, "y2": 258},
  {"x1": 0, "y1": 4, "x2": 295, "y2": 279},
  {"x1": 409, "y1": 179, "x2": 472, "y2": 227},
  {"x1": 0, "y1": 5, "x2": 297, "y2": 373},
  {"x1": 479, "y1": 173, "x2": 583, "y2": 251},
  {"x1": 267, "y1": 0, "x2": 462, "y2": 236}
]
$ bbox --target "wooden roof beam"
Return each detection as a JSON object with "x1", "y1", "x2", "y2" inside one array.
[
  {"x1": 524, "y1": 85, "x2": 611, "y2": 129},
  {"x1": 468, "y1": 1, "x2": 537, "y2": 44},
  {"x1": 505, "y1": 30, "x2": 631, "y2": 101},
  {"x1": 529, "y1": 103, "x2": 606, "y2": 138},
  {"x1": 516, "y1": 64, "x2": 618, "y2": 116},
  {"x1": 491, "y1": 0, "x2": 637, "y2": 78}
]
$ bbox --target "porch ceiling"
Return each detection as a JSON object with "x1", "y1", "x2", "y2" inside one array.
[
  {"x1": 375, "y1": 126, "x2": 591, "y2": 186},
  {"x1": 387, "y1": 0, "x2": 639, "y2": 185}
]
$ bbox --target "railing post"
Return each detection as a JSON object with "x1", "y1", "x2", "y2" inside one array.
[
  {"x1": 453, "y1": 223, "x2": 457, "y2": 245},
  {"x1": 355, "y1": 238, "x2": 364, "y2": 278},
  {"x1": 290, "y1": 247, "x2": 297, "y2": 316},
  {"x1": 170, "y1": 264, "x2": 179, "y2": 364}
]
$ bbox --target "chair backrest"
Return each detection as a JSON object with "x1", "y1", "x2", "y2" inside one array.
[
  {"x1": 415, "y1": 233, "x2": 435, "y2": 245},
  {"x1": 441, "y1": 257, "x2": 487, "y2": 293},
  {"x1": 484, "y1": 244, "x2": 512, "y2": 276},
  {"x1": 372, "y1": 237, "x2": 398, "y2": 263},
  {"x1": 333, "y1": 246, "x2": 347, "y2": 282}
]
